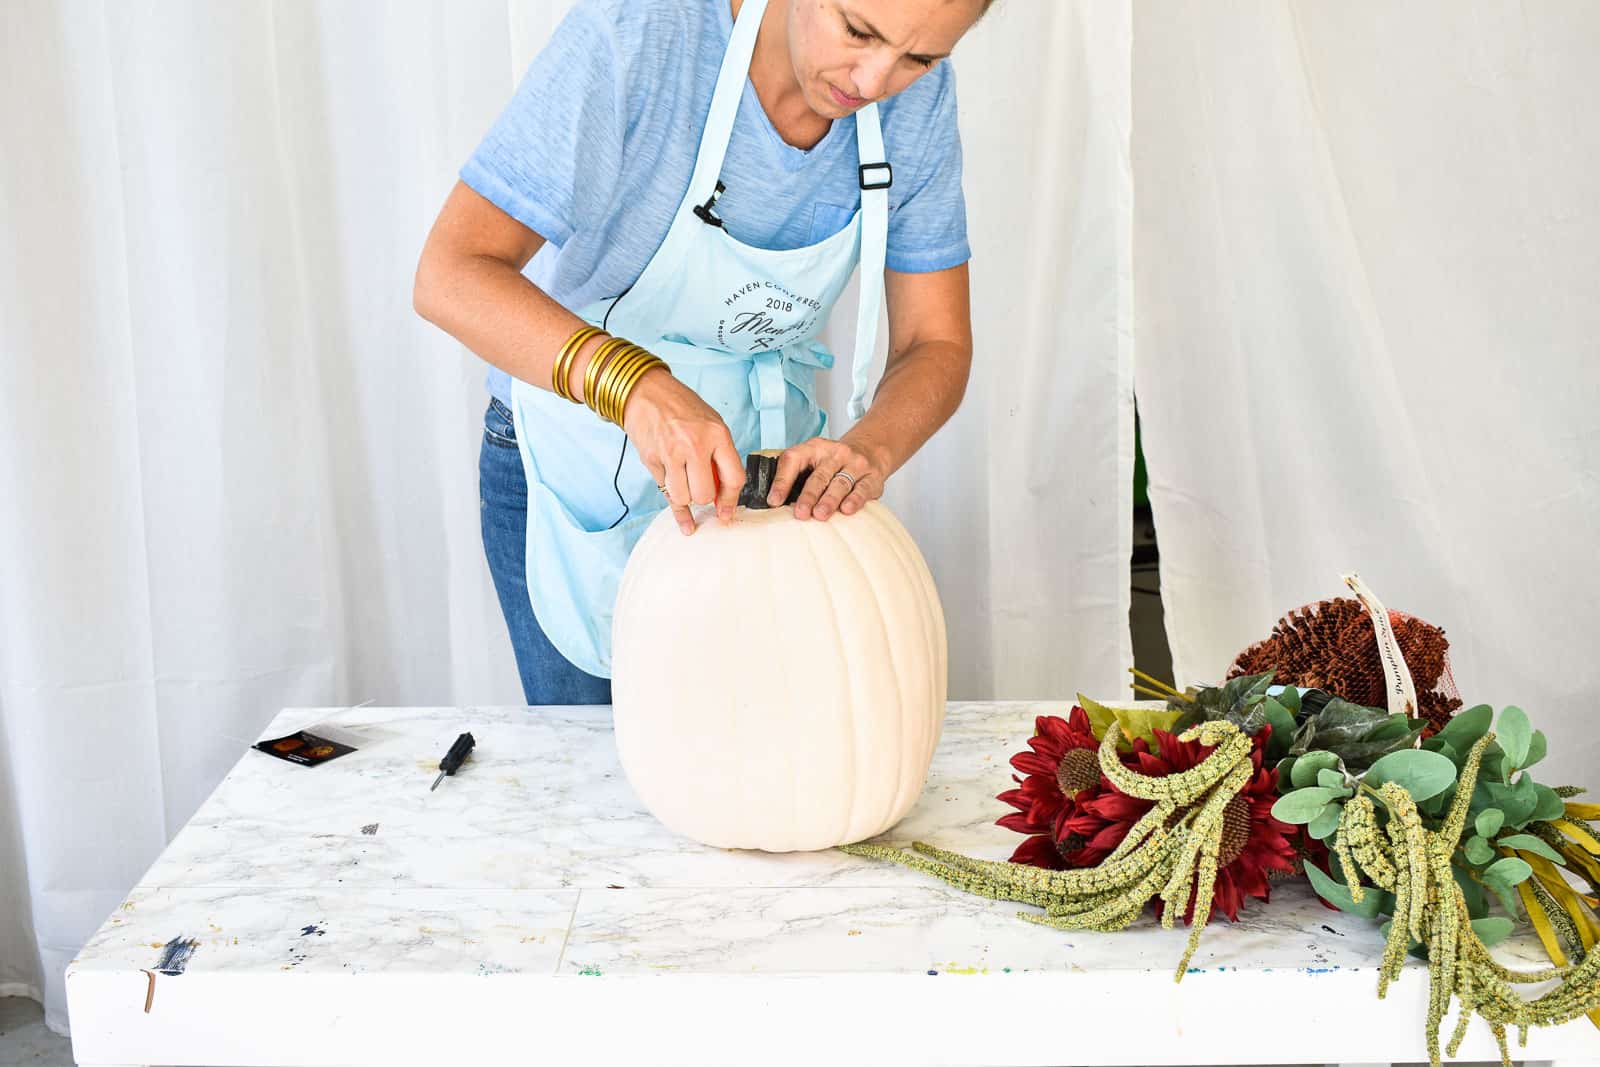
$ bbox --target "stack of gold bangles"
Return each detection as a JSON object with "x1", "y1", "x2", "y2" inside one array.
[{"x1": 551, "y1": 326, "x2": 670, "y2": 426}]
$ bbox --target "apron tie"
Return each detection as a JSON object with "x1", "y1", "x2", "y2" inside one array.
[{"x1": 750, "y1": 350, "x2": 787, "y2": 452}]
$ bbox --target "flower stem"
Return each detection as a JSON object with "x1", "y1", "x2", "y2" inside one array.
[{"x1": 1128, "y1": 667, "x2": 1191, "y2": 703}]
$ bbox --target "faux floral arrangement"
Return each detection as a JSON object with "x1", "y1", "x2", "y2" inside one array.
[{"x1": 842, "y1": 576, "x2": 1600, "y2": 1066}]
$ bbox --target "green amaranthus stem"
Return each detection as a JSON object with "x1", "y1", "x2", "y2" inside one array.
[
  {"x1": 842, "y1": 721, "x2": 1254, "y2": 981},
  {"x1": 840, "y1": 725, "x2": 1600, "y2": 1067}
]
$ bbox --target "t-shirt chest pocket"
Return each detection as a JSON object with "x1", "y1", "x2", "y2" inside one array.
[{"x1": 807, "y1": 200, "x2": 857, "y2": 244}]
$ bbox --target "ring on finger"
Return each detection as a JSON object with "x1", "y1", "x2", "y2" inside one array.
[{"x1": 830, "y1": 470, "x2": 857, "y2": 491}]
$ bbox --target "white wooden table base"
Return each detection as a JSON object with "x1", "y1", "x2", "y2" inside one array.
[{"x1": 66, "y1": 703, "x2": 1600, "y2": 1066}]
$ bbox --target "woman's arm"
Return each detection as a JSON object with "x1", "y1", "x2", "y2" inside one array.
[
  {"x1": 414, "y1": 181, "x2": 617, "y2": 399},
  {"x1": 848, "y1": 262, "x2": 974, "y2": 482},
  {"x1": 769, "y1": 262, "x2": 974, "y2": 519},
  {"x1": 413, "y1": 181, "x2": 745, "y2": 532}
]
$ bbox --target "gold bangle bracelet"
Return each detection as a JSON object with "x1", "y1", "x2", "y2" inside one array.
[
  {"x1": 579, "y1": 337, "x2": 624, "y2": 404},
  {"x1": 582, "y1": 337, "x2": 631, "y2": 407},
  {"x1": 553, "y1": 326, "x2": 603, "y2": 401},
  {"x1": 556, "y1": 326, "x2": 601, "y2": 399},
  {"x1": 593, "y1": 340, "x2": 640, "y2": 414},
  {"x1": 603, "y1": 351, "x2": 658, "y2": 424},
  {"x1": 593, "y1": 346, "x2": 651, "y2": 423},
  {"x1": 608, "y1": 348, "x2": 662, "y2": 419},
  {"x1": 610, "y1": 356, "x2": 667, "y2": 425}
]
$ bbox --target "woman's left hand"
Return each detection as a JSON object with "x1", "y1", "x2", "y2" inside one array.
[{"x1": 767, "y1": 436, "x2": 889, "y2": 521}]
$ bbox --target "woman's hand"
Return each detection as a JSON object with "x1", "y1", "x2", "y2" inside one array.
[
  {"x1": 767, "y1": 436, "x2": 890, "y2": 521},
  {"x1": 621, "y1": 368, "x2": 745, "y2": 535}
]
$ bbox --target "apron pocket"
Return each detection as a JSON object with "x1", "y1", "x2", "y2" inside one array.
[
  {"x1": 808, "y1": 201, "x2": 857, "y2": 245},
  {"x1": 523, "y1": 475, "x2": 663, "y2": 677}
]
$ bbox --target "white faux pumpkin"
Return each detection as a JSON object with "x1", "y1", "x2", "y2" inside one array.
[{"x1": 611, "y1": 500, "x2": 948, "y2": 852}]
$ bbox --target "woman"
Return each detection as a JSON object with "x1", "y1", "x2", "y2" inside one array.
[{"x1": 414, "y1": 0, "x2": 986, "y2": 705}]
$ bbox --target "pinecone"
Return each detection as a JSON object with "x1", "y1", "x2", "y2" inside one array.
[
  {"x1": 1227, "y1": 597, "x2": 1462, "y2": 734},
  {"x1": 1417, "y1": 691, "x2": 1462, "y2": 736}
]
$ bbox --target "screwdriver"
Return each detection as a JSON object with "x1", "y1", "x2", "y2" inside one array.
[{"x1": 430, "y1": 732, "x2": 475, "y2": 791}]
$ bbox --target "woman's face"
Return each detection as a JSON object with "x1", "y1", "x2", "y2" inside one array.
[{"x1": 786, "y1": 0, "x2": 984, "y2": 117}]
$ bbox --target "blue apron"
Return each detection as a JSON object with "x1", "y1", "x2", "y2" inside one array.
[{"x1": 509, "y1": 0, "x2": 891, "y2": 678}]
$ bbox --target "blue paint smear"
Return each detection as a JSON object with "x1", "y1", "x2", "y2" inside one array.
[
  {"x1": 927, "y1": 969, "x2": 939, "y2": 975},
  {"x1": 154, "y1": 937, "x2": 199, "y2": 976}
]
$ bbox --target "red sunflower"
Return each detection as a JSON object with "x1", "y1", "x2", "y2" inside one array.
[
  {"x1": 996, "y1": 707, "x2": 1153, "y2": 870},
  {"x1": 1138, "y1": 724, "x2": 1301, "y2": 923}
]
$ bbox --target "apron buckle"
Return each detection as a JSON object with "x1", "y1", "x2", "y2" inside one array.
[{"x1": 858, "y1": 162, "x2": 893, "y2": 191}]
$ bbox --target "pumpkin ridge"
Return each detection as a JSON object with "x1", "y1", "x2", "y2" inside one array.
[
  {"x1": 841, "y1": 502, "x2": 942, "y2": 825},
  {"x1": 824, "y1": 509, "x2": 907, "y2": 836},
  {"x1": 799, "y1": 519, "x2": 859, "y2": 846},
  {"x1": 761, "y1": 521, "x2": 802, "y2": 845},
  {"x1": 856, "y1": 502, "x2": 946, "y2": 778}
]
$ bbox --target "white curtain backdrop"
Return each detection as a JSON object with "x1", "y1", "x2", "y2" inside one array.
[
  {"x1": 0, "y1": 0, "x2": 1132, "y2": 1032},
  {"x1": 1133, "y1": 1, "x2": 1600, "y2": 789}
]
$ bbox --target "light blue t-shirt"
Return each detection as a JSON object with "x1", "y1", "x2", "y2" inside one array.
[{"x1": 460, "y1": 0, "x2": 971, "y2": 405}]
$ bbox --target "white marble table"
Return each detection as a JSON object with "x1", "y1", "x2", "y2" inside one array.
[{"x1": 66, "y1": 703, "x2": 1600, "y2": 1066}]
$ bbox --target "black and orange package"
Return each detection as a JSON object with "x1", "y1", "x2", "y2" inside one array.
[{"x1": 253, "y1": 727, "x2": 357, "y2": 767}]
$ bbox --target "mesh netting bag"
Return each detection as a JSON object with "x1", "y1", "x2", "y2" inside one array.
[{"x1": 1226, "y1": 595, "x2": 1462, "y2": 735}]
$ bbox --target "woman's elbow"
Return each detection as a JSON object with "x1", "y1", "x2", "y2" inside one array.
[{"x1": 411, "y1": 249, "x2": 447, "y2": 324}]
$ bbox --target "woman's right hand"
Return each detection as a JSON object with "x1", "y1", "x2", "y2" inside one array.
[{"x1": 621, "y1": 368, "x2": 746, "y2": 535}]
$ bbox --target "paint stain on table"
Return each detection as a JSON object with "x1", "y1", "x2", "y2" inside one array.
[{"x1": 153, "y1": 937, "x2": 199, "y2": 976}]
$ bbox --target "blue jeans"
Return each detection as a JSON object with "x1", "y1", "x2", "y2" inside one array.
[{"x1": 479, "y1": 397, "x2": 613, "y2": 706}]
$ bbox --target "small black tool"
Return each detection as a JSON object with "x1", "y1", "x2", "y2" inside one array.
[
  {"x1": 736, "y1": 451, "x2": 807, "y2": 510},
  {"x1": 430, "y1": 732, "x2": 475, "y2": 791}
]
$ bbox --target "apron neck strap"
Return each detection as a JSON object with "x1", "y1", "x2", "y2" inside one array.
[
  {"x1": 848, "y1": 102, "x2": 888, "y2": 420},
  {"x1": 691, "y1": 0, "x2": 891, "y2": 424},
  {"x1": 687, "y1": 0, "x2": 770, "y2": 206}
]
